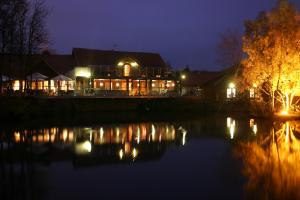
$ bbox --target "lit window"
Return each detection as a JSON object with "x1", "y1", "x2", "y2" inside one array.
[
  {"x1": 124, "y1": 64, "x2": 131, "y2": 77},
  {"x1": 13, "y1": 80, "x2": 20, "y2": 91},
  {"x1": 227, "y1": 83, "x2": 236, "y2": 98}
]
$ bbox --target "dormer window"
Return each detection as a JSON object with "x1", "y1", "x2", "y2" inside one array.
[{"x1": 124, "y1": 64, "x2": 131, "y2": 77}]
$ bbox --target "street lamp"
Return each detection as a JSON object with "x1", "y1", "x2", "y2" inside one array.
[{"x1": 179, "y1": 74, "x2": 187, "y2": 96}]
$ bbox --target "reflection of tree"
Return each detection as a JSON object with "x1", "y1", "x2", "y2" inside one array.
[{"x1": 235, "y1": 121, "x2": 300, "y2": 200}]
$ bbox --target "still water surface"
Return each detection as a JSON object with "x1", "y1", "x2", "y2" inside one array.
[{"x1": 0, "y1": 116, "x2": 299, "y2": 200}]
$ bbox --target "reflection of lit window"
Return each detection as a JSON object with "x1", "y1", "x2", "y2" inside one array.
[
  {"x1": 250, "y1": 119, "x2": 258, "y2": 135},
  {"x1": 124, "y1": 64, "x2": 131, "y2": 77},
  {"x1": 227, "y1": 83, "x2": 236, "y2": 98},
  {"x1": 182, "y1": 131, "x2": 187, "y2": 146},
  {"x1": 227, "y1": 117, "x2": 236, "y2": 139},
  {"x1": 253, "y1": 124, "x2": 258, "y2": 135},
  {"x1": 119, "y1": 149, "x2": 124, "y2": 160},
  {"x1": 132, "y1": 148, "x2": 138, "y2": 159}
]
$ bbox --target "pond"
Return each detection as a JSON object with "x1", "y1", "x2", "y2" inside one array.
[{"x1": 0, "y1": 116, "x2": 299, "y2": 200}]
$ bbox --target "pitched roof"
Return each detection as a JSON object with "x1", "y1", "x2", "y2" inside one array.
[
  {"x1": 42, "y1": 55, "x2": 75, "y2": 74},
  {"x1": 72, "y1": 48, "x2": 167, "y2": 68},
  {"x1": 183, "y1": 71, "x2": 221, "y2": 87}
]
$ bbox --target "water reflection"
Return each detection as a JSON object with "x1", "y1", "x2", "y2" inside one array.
[
  {"x1": 2, "y1": 122, "x2": 187, "y2": 165},
  {"x1": 3, "y1": 116, "x2": 300, "y2": 199},
  {"x1": 226, "y1": 117, "x2": 236, "y2": 139},
  {"x1": 236, "y1": 120, "x2": 300, "y2": 200}
]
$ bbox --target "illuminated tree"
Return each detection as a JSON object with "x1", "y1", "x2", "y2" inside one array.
[{"x1": 241, "y1": 0, "x2": 300, "y2": 113}]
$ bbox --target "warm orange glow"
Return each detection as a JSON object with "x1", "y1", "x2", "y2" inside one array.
[
  {"x1": 280, "y1": 110, "x2": 289, "y2": 115},
  {"x1": 235, "y1": 121, "x2": 300, "y2": 199}
]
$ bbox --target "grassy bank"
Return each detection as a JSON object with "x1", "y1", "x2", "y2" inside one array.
[{"x1": 0, "y1": 96, "x2": 217, "y2": 120}]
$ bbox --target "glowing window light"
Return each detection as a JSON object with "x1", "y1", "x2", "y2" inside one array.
[
  {"x1": 14, "y1": 132, "x2": 20, "y2": 143},
  {"x1": 124, "y1": 64, "x2": 131, "y2": 77},
  {"x1": 227, "y1": 83, "x2": 236, "y2": 98},
  {"x1": 100, "y1": 82, "x2": 104, "y2": 87},
  {"x1": 152, "y1": 83, "x2": 155, "y2": 87},
  {"x1": 13, "y1": 80, "x2": 20, "y2": 91},
  {"x1": 62, "y1": 129, "x2": 68, "y2": 142},
  {"x1": 116, "y1": 82, "x2": 120, "y2": 87},
  {"x1": 75, "y1": 67, "x2": 91, "y2": 78},
  {"x1": 227, "y1": 117, "x2": 232, "y2": 128}
]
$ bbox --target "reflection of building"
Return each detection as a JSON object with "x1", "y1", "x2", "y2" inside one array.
[
  {"x1": 7, "y1": 122, "x2": 187, "y2": 166},
  {"x1": 0, "y1": 48, "x2": 177, "y2": 96}
]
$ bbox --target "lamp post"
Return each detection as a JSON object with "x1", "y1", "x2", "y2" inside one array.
[{"x1": 179, "y1": 74, "x2": 186, "y2": 96}]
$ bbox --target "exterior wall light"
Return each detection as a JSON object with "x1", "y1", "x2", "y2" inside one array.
[
  {"x1": 118, "y1": 62, "x2": 124, "y2": 66},
  {"x1": 131, "y1": 62, "x2": 138, "y2": 67},
  {"x1": 75, "y1": 67, "x2": 91, "y2": 78},
  {"x1": 181, "y1": 74, "x2": 186, "y2": 80},
  {"x1": 229, "y1": 82, "x2": 235, "y2": 88}
]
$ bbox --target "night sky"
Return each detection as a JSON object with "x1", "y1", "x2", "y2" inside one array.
[{"x1": 47, "y1": 0, "x2": 300, "y2": 71}]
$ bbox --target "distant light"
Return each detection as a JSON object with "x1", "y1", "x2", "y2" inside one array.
[
  {"x1": 118, "y1": 62, "x2": 124, "y2": 66},
  {"x1": 229, "y1": 82, "x2": 235, "y2": 88},
  {"x1": 116, "y1": 82, "x2": 120, "y2": 87},
  {"x1": 83, "y1": 141, "x2": 92, "y2": 152},
  {"x1": 100, "y1": 82, "x2": 104, "y2": 87},
  {"x1": 280, "y1": 110, "x2": 288, "y2": 115},
  {"x1": 131, "y1": 62, "x2": 138, "y2": 67},
  {"x1": 181, "y1": 74, "x2": 186, "y2": 80},
  {"x1": 152, "y1": 83, "x2": 155, "y2": 87},
  {"x1": 75, "y1": 68, "x2": 91, "y2": 78}
]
